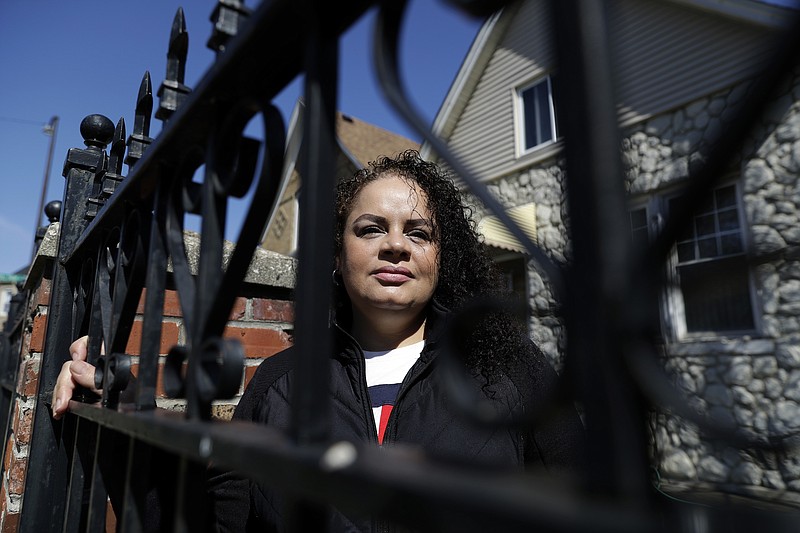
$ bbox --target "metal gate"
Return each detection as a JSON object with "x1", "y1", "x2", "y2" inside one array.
[{"x1": 13, "y1": 0, "x2": 800, "y2": 531}]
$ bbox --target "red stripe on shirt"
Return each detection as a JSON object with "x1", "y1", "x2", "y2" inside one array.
[{"x1": 377, "y1": 405, "x2": 394, "y2": 445}]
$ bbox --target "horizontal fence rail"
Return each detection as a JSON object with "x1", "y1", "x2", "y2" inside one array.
[{"x1": 9, "y1": 0, "x2": 800, "y2": 531}]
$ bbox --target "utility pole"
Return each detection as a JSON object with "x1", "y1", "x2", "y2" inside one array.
[{"x1": 32, "y1": 116, "x2": 59, "y2": 262}]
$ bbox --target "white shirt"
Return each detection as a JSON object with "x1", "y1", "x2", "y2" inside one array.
[{"x1": 363, "y1": 340, "x2": 424, "y2": 444}]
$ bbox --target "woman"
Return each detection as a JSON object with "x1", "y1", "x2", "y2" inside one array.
[{"x1": 54, "y1": 150, "x2": 584, "y2": 531}]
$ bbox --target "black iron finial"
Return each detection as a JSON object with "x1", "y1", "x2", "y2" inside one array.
[
  {"x1": 44, "y1": 200, "x2": 62, "y2": 223},
  {"x1": 79, "y1": 114, "x2": 115, "y2": 150},
  {"x1": 125, "y1": 72, "x2": 154, "y2": 169},
  {"x1": 156, "y1": 8, "x2": 192, "y2": 121},
  {"x1": 34, "y1": 200, "x2": 62, "y2": 245},
  {"x1": 207, "y1": 0, "x2": 251, "y2": 54},
  {"x1": 63, "y1": 114, "x2": 113, "y2": 180}
]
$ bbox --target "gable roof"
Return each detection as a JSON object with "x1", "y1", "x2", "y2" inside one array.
[
  {"x1": 422, "y1": 0, "x2": 793, "y2": 161},
  {"x1": 260, "y1": 100, "x2": 418, "y2": 255},
  {"x1": 270, "y1": 99, "x2": 418, "y2": 217},
  {"x1": 422, "y1": 7, "x2": 517, "y2": 158},
  {"x1": 336, "y1": 112, "x2": 419, "y2": 168}
]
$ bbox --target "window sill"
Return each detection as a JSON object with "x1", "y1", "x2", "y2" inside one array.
[
  {"x1": 663, "y1": 335, "x2": 775, "y2": 357},
  {"x1": 517, "y1": 140, "x2": 563, "y2": 166}
]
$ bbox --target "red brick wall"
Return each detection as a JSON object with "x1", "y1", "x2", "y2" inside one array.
[
  {"x1": 0, "y1": 276, "x2": 294, "y2": 531},
  {"x1": 0, "y1": 277, "x2": 49, "y2": 533}
]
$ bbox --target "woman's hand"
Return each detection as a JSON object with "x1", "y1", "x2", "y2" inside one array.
[{"x1": 52, "y1": 336, "x2": 101, "y2": 420}]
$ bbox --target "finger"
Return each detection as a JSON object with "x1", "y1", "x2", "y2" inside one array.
[
  {"x1": 52, "y1": 360, "x2": 101, "y2": 421},
  {"x1": 69, "y1": 335, "x2": 89, "y2": 362},
  {"x1": 52, "y1": 361, "x2": 76, "y2": 420},
  {"x1": 69, "y1": 360, "x2": 99, "y2": 391}
]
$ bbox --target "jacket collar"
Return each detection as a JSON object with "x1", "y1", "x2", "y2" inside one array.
[{"x1": 332, "y1": 299, "x2": 451, "y2": 361}]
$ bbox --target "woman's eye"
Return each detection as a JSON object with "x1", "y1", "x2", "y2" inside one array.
[
  {"x1": 407, "y1": 230, "x2": 431, "y2": 241},
  {"x1": 359, "y1": 225, "x2": 384, "y2": 236}
]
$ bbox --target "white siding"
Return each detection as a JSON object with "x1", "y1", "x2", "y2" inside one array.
[
  {"x1": 447, "y1": 0, "x2": 554, "y2": 179},
  {"x1": 609, "y1": 0, "x2": 777, "y2": 125},
  {"x1": 446, "y1": 0, "x2": 781, "y2": 181}
]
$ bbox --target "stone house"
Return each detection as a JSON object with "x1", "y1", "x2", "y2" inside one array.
[{"x1": 424, "y1": 0, "x2": 800, "y2": 506}]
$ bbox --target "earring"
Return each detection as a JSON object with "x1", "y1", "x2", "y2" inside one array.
[{"x1": 332, "y1": 269, "x2": 341, "y2": 287}]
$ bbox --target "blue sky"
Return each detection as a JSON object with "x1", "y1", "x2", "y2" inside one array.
[{"x1": 0, "y1": 1, "x2": 482, "y2": 274}]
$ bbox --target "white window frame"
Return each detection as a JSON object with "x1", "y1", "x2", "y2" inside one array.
[
  {"x1": 628, "y1": 182, "x2": 759, "y2": 341},
  {"x1": 515, "y1": 75, "x2": 559, "y2": 156},
  {"x1": 0, "y1": 288, "x2": 13, "y2": 317},
  {"x1": 662, "y1": 181, "x2": 758, "y2": 340}
]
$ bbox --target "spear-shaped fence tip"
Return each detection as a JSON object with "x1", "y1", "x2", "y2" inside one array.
[
  {"x1": 157, "y1": 8, "x2": 192, "y2": 122},
  {"x1": 126, "y1": 72, "x2": 155, "y2": 169}
]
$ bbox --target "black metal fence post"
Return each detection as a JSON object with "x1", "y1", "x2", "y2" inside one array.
[
  {"x1": 551, "y1": 0, "x2": 653, "y2": 505},
  {"x1": 282, "y1": 2, "x2": 341, "y2": 530},
  {"x1": 20, "y1": 114, "x2": 114, "y2": 533}
]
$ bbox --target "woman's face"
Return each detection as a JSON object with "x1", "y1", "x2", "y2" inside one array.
[{"x1": 338, "y1": 174, "x2": 440, "y2": 321}]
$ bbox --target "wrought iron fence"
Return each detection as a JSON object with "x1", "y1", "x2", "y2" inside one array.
[{"x1": 11, "y1": 0, "x2": 800, "y2": 531}]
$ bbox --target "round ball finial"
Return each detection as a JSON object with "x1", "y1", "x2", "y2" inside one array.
[
  {"x1": 80, "y1": 114, "x2": 115, "y2": 148},
  {"x1": 44, "y1": 200, "x2": 62, "y2": 223}
]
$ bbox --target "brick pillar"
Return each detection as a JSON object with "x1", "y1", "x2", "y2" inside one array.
[
  {"x1": 0, "y1": 230, "x2": 55, "y2": 532},
  {"x1": 0, "y1": 225, "x2": 296, "y2": 531}
]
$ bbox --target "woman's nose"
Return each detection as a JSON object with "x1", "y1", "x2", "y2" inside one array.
[{"x1": 380, "y1": 230, "x2": 411, "y2": 259}]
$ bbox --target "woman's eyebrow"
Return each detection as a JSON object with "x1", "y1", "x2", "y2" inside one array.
[
  {"x1": 352, "y1": 214, "x2": 386, "y2": 224},
  {"x1": 351, "y1": 214, "x2": 431, "y2": 227},
  {"x1": 405, "y1": 218, "x2": 432, "y2": 228}
]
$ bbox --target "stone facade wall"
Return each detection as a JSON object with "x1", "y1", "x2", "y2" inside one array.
[
  {"x1": 473, "y1": 163, "x2": 569, "y2": 368},
  {"x1": 476, "y1": 67, "x2": 800, "y2": 503},
  {"x1": 626, "y1": 67, "x2": 800, "y2": 501}
]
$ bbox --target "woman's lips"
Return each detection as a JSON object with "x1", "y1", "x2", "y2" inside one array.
[{"x1": 373, "y1": 267, "x2": 413, "y2": 283}]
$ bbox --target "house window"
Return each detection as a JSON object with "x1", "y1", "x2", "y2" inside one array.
[
  {"x1": 628, "y1": 183, "x2": 755, "y2": 338},
  {"x1": 0, "y1": 288, "x2": 12, "y2": 315},
  {"x1": 669, "y1": 184, "x2": 754, "y2": 334},
  {"x1": 518, "y1": 76, "x2": 559, "y2": 153}
]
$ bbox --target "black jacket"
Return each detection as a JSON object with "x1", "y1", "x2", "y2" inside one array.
[{"x1": 211, "y1": 303, "x2": 585, "y2": 532}]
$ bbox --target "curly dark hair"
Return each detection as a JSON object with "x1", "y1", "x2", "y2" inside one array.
[{"x1": 334, "y1": 150, "x2": 530, "y2": 381}]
